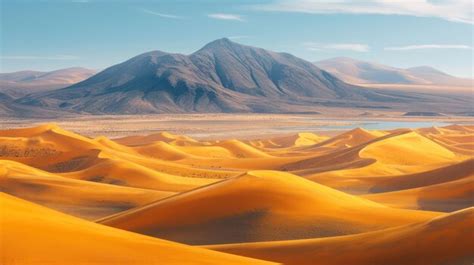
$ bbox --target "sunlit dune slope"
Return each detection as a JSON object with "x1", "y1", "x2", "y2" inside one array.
[
  {"x1": 368, "y1": 158, "x2": 474, "y2": 192},
  {"x1": 249, "y1": 133, "x2": 329, "y2": 149},
  {"x1": 0, "y1": 160, "x2": 173, "y2": 220},
  {"x1": 63, "y1": 158, "x2": 217, "y2": 192},
  {"x1": 115, "y1": 131, "x2": 199, "y2": 146},
  {"x1": 417, "y1": 125, "x2": 474, "y2": 155},
  {"x1": 312, "y1": 128, "x2": 386, "y2": 149},
  {"x1": 363, "y1": 175, "x2": 474, "y2": 212},
  {"x1": 0, "y1": 124, "x2": 103, "y2": 171},
  {"x1": 0, "y1": 193, "x2": 276, "y2": 265},
  {"x1": 279, "y1": 129, "x2": 421, "y2": 176},
  {"x1": 211, "y1": 139, "x2": 272, "y2": 158},
  {"x1": 304, "y1": 131, "x2": 469, "y2": 193},
  {"x1": 360, "y1": 131, "x2": 458, "y2": 165},
  {"x1": 207, "y1": 208, "x2": 474, "y2": 265},
  {"x1": 0, "y1": 124, "x2": 228, "y2": 190},
  {"x1": 99, "y1": 170, "x2": 439, "y2": 245}
]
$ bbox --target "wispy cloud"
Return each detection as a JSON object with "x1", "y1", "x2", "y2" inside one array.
[
  {"x1": 208, "y1": 13, "x2": 245, "y2": 21},
  {"x1": 253, "y1": 0, "x2": 473, "y2": 24},
  {"x1": 385, "y1": 44, "x2": 473, "y2": 51},
  {"x1": 140, "y1": 9, "x2": 184, "y2": 19},
  {"x1": 1, "y1": 55, "x2": 80, "y2": 60},
  {"x1": 303, "y1": 42, "x2": 370, "y2": 52}
]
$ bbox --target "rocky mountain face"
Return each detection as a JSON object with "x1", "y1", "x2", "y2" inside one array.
[{"x1": 16, "y1": 39, "x2": 400, "y2": 114}]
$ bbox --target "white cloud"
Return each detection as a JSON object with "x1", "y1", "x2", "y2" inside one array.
[
  {"x1": 385, "y1": 44, "x2": 472, "y2": 51},
  {"x1": 141, "y1": 9, "x2": 184, "y2": 19},
  {"x1": 303, "y1": 42, "x2": 370, "y2": 52},
  {"x1": 253, "y1": 0, "x2": 473, "y2": 24},
  {"x1": 208, "y1": 13, "x2": 244, "y2": 21},
  {"x1": 1, "y1": 55, "x2": 80, "y2": 60}
]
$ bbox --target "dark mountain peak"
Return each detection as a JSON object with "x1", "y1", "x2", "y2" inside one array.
[
  {"x1": 201, "y1": 38, "x2": 235, "y2": 48},
  {"x1": 195, "y1": 38, "x2": 253, "y2": 55}
]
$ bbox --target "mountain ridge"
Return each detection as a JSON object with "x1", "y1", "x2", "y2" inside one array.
[
  {"x1": 315, "y1": 57, "x2": 472, "y2": 87},
  {"x1": 15, "y1": 38, "x2": 406, "y2": 114}
]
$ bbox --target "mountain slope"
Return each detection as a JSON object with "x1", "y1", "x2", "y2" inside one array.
[
  {"x1": 315, "y1": 57, "x2": 472, "y2": 87},
  {"x1": 0, "y1": 67, "x2": 96, "y2": 97},
  {"x1": 16, "y1": 39, "x2": 403, "y2": 114}
]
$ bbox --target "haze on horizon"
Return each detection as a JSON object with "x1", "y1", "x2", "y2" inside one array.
[{"x1": 1, "y1": 0, "x2": 473, "y2": 78}]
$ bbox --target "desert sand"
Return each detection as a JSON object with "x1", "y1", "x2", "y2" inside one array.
[
  {"x1": 1, "y1": 123, "x2": 473, "y2": 264},
  {"x1": 0, "y1": 193, "x2": 276, "y2": 265},
  {"x1": 207, "y1": 208, "x2": 474, "y2": 265}
]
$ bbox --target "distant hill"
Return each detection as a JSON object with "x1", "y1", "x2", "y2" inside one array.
[
  {"x1": 0, "y1": 67, "x2": 96, "y2": 98},
  {"x1": 15, "y1": 39, "x2": 405, "y2": 114},
  {"x1": 315, "y1": 57, "x2": 472, "y2": 87}
]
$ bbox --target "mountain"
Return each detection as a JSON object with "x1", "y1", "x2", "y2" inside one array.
[
  {"x1": 315, "y1": 57, "x2": 472, "y2": 87},
  {"x1": 15, "y1": 39, "x2": 404, "y2": 114},
  {"x1": 0, "y1": 67, "x2": 96, "y2": 98}
]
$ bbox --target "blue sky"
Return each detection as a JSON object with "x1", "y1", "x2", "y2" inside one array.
[{"x1": 1, "y1": 0, "x2": 473, "y2": 77}]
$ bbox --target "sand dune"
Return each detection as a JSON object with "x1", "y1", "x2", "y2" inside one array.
[
  {"x1": 304, "y1": 130, "x2": 469, "y2": 193},
  {"x1": 116, "y1": 131, "x2": 199, "y2": 146},
  {"x1": 1, "y1": 193, "x2": 275, "y2": 265},
  {"x1": 314, "y1": 128, "x2": 386, "y2": 149},
  {"x1": 249, "y1": 133, "x2": 329, "y2": 149},
  {"x1": 207, "y1": 208, "x2": 474, "y2": 265},
  {"x1": 63, "y1": 158, "x2": 218, "y2": 192},
  {"x1": 0, "y1": 160, "x2": 173, "y2": 219},
  {"x1": 359, "y1": 131, "x2": 458, "y2": 165},
  {"x1": 1, "y1": 123, "x2": 473, "y2": 264},
  {"x1": 0, "y1": 124, "x2": 227, "y2": 191},
  {"x1": 100, "y1": 170, "x2": 439, "y2": 245},
  {"x1": 363, "y1": 174, "x2": 474, "y2": 212},
  {"x1": 417, "y1": 125, "x2": 474, "y2": 155}
]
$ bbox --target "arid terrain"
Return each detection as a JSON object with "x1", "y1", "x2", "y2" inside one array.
[
  {"x1": 1, "y1": 112, "x2": 473, "y2": 139},
  {"x1": 1, "y1": 122, "x2": 473, "y2": 264}
]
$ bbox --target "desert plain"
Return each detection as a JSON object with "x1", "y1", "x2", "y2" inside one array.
[{"x1": 0, "y1": 114, "x2": 473, "y2": 265}]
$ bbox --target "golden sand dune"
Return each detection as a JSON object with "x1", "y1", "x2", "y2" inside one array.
[
  {"x1": 360, "y1": 131, "x2": 457, "y2": 164},
  {"x1": 279, "y1": 129, "x2": 442, "y2": 176},
  {"x1": 99, "y1": 170, "x2": 439, "y2": 245},
  {"x1": 305, "y1": 130, "x2": 470, "y2": 193},
  {"x1": 312, "y1": 157, "x2": 473, "y2": 196},
  {"x1": 0, "y1": 160, "x2": 173, "y2": 219},
  {"x1": 207, "y1": 208, "x2": 474, "y2": 265},
  {"x1": 1, "y1": 123, "x2": 473, "y2": 264},
  {"x1": 249, "y1": 132, "x2": 329, "y2": 149},
  {"x1": 363, "y1": 175, "x2": 474, "y2": 212},
  {"x1": 0, "y1": 193, "x2": 276, "y2": 265},
  {"x1": 0, "y1": 124, "x2": 230, "y2": 188},
  {"x1": 116, "y1": 131, "x2": 199, "y2": 146},
  {"x1": 63, "y1": 158, "x2": 217, "y2": 192},
  {"x1": 417, "y1": 126, "x2": 474, "y2": 155},
  {"x1": 367, "y1": 158, "x2": 474, "y2": 193},
  {"x1": 312, "y1": 128, "x2": 386, "y2": 149},
  {"x1": 0, "y1": 124, "x2": 102, "y2": 171},
  {"x1": 211, "y1": 139, "x2": 272, "y2": 158}
]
